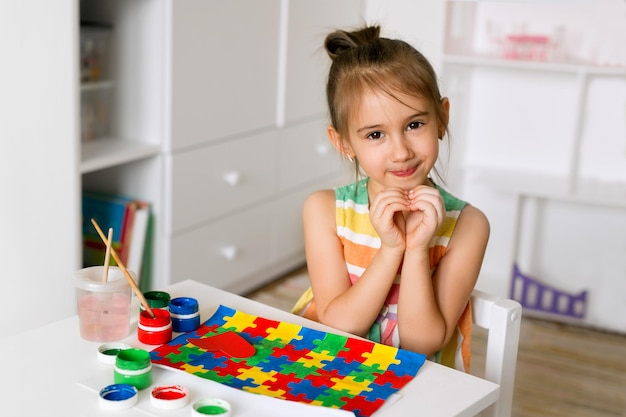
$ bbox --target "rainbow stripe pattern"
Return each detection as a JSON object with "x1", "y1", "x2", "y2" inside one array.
[{"x1": 150, "y1": 304, "x2": 426, "y2": 417}]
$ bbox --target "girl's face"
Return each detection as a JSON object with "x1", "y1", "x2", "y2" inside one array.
[{"x1": 334, "y1": 89, "x2": 447, "y2": 195}]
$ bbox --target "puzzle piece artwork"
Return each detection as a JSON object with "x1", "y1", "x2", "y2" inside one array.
[{"x1": 150, "y1": 305, "x2": 426, "y2": 417}]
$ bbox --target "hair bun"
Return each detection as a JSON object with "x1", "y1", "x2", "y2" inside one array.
[{"x1": 324, "y1": 25, "x2": 381, "y2": 59}]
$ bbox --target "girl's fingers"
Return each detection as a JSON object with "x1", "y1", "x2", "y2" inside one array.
[
  {"x1": 370, "y1": 188, "x2": 410, "y2": 215},
  {"x1": 369, "y1": 188, "x2": 410, "y2": 249},
  {"x1": 408, "y1": 186, "x2": 444, "y2": 224}
]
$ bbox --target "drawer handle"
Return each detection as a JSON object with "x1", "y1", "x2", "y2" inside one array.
[
  {"x1": 220, "y1": 245, "x2": 238, "y2": 261},
  {"x1": 222, "y1": 171, "x2": 241, "y2": 186},
  {"x1": 315, "y1": 143, "x2": 330, "y2": 156}
]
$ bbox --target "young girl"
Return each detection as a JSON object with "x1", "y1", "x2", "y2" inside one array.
[{"x1": 292, "y1": 25, "x2": 490, "y2": 373}]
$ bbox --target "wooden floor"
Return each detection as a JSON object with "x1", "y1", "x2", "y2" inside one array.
[{"x1": 246, "y1": 266, "x2": 626, "y2": 417}]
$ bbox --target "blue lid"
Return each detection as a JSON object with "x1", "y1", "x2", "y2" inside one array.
[{"x1": 169, "y1": 297, "x2": 199, "y2": 314}]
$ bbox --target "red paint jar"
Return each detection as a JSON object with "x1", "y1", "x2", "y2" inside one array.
[{"x1": 138, "y1": 308, "x2": 172, "y2": 345}]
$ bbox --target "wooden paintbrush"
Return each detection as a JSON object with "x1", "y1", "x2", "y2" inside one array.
[{"x1": 91, "y1": 218, "x2": 155, "y2": 318}]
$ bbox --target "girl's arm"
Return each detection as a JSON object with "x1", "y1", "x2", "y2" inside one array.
[
  {"x1": 303, "y1": 189, "x2": 405, "y2": 337},
  {"x1": 397, "y1": 203, "x2": 490, "y2": 355}
]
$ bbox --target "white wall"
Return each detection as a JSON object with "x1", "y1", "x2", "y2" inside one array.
[
  {"x1": 364, "y1": 0, "x2": 446, "y2": 72},
  {"x1": 0, "y1": 0, "x2": 81, "y2": 337}
]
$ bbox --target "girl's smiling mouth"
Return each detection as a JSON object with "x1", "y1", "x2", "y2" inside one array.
[{"x1": 390, "y1": 166, "x2": 417, "y2": 177}]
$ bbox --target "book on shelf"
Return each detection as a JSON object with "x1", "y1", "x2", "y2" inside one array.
[{"x1": 82, "y1": 190, "x2": 151, "y2": 286}]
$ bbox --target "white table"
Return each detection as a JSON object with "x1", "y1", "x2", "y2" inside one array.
[{"x1": 0, "y1": 280, "x2": 498, "y2": 416}]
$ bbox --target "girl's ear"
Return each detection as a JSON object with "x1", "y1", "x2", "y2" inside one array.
[
  {"x1": 439, "y1": 97, "x2": 450, "y2": 139},
  {"x1": 327, "y1": 125, "x2": 354, "y2": 158}
]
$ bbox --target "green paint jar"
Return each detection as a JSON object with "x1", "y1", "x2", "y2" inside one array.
[{"x1": 114, "y1": 348, "x2": 152, "y2": 390}]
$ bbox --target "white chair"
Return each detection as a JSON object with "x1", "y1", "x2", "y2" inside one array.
[{"x1": 471, "y1": 289, "x2": 522, "y2": 417}]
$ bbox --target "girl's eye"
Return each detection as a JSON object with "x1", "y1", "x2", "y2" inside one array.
[
  {"x1": 407, "y1": 121, "x2": 423, "y2": 131},
  {"x1": 366, "y1": 131, "x2": 383, "y2": 140}
]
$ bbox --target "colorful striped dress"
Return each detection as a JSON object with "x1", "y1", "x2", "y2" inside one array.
[{"x1": 292, "y1": 177, "x2": 473, "y2": 372}]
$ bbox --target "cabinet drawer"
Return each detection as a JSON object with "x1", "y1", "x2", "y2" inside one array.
[
  {"x1": 277, "y1": 119, "x2": 343, "y2": 192},
  {"x1": 170, "y1": 0, "x2": 280, "y2": 149},
  {"x1": 170, "y1": 203, "x2": 273, "y2": 291},
  {"x1": 271, "y1": 187, "x2": 311, "y2": 261},
  {"x1": 167, "y1": 131, "x2": 277, "y2": 234},
  {"x1": 284, "y1": 0, "x2": 364, "y2": 124}
]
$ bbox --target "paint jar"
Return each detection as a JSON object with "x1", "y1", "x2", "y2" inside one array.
[
  {"x1": 138, "y1": 308, "x2": 172, "y2": 345},
  {"x1": 114, "y1": 348, "x2": 152, "y2": 390},
  {"x1": 191, "y1": 398, "x2": 231, "y2": 417},
  {"x1": 169, "y1": 297, "x2": 200, "y2": 333},
  {"x1": 142, "y1": 290, "x2": 171, "y2": 311},
  {"x1": 74, "y1": 266, "x2": 132, "y2": 342}
]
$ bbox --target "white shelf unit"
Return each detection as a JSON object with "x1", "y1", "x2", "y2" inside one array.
[
  {"x1": 441, "y1": 0, "x2": 626, "y2": 333},
  {"x1": 81, "y1": 0, "x2": 362, "y2": 294},
  {"x1": 79, "y1": 0, "x2": 166, "y2": 292}
]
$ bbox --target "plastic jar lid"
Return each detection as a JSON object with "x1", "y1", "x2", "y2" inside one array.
[
  {"x1": 97, "y1": 343, "x2": 132, "y2": 364},
  {"x1": 99, "y1": 384, "x2": 138, "y2": 410},
  {"x1": 170, "y1": 297, "x2": 199, "y2": 314},
  {"x1": 150, "y1": 385, "x2": 189, "y2": 410},
  {"x1": 191, "y1": 398, "x2": 231, "y2": 416},
  {"x1": 142, "y1": 291, "x2": 171, "y2": 309}
]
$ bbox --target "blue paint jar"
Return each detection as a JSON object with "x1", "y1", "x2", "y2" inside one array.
[{"x1": 169, "y1": 297, "x2": 200, "y2": 333}]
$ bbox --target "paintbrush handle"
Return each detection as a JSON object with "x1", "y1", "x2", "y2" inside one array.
[
  {"x1": 102, "y1": 227, "x2": 113, "y2": 282},
  {"x1": 90, "y1": 218, "x2": 155, "y2": 318}
]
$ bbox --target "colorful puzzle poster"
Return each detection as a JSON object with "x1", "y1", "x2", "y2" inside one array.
[{"x1": 150, "y1": 305, "x2": 426, "y2": 417}]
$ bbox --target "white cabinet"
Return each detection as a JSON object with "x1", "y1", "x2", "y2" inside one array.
[
  {"x1": 165, "y1": 0, "x2": 362, "y2": 293},
  {"x1": 440, "y1": 0, "x2": 626, "y2": 333}
]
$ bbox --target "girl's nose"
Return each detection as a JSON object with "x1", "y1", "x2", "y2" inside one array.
[{"x1": 390, "y1": 136, "x2": 413, "y2": 161}]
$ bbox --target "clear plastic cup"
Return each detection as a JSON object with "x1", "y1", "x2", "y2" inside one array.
[{"x1": 74, "y1": 266, "x2": 132, "y2": 342}]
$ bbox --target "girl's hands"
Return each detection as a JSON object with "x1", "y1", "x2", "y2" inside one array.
[
  {"x1": 369, "y1": 185, "x2": 444, "y2": 254},
  {"x1": 368, "y1": 187, "x2": 410, "y2": 252},
  {"x1": 405, "y1": 186, "x2": 444, "y2": 252}
]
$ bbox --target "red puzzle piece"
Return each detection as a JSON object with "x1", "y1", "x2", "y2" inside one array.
[{"x1": 189, "y1": 331, "x2": 256, "y2": 358}]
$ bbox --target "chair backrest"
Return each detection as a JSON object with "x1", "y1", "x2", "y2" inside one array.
[{"x1": 471, "y1": 289, "x2": 522, "y2": 417}]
